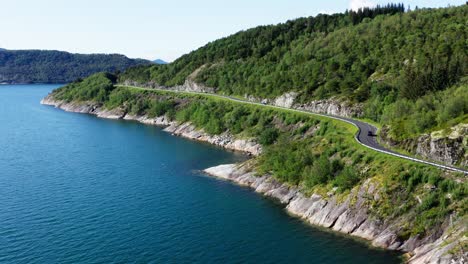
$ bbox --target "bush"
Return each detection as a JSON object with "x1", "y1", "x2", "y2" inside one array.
[
  {"x1": 351, "y1": 152, "x2": 364, "y2": 165},
  {"x1": 166, "y1": 108, "x2": 176, "y2": 120},
  {"x1": 130, "y1": 99, "x2": 148, "y2": 115},
  {"x1": 106, "y1": 88, "x2": 131, "y2": 109},
  {"x1": 333, "y1": 166, "x2": 360, "y2": 191},
  {"x1": 205, "y1": 117, "x2": 224, "y2": 134},
  {"x1": 418, "y1": 192, "x2": 439, "y2": 212},
  {"x1": 316, "y1": 121, "x2": 329, "y2": 136},
  {"x1": 303, "y1": 155, "x2": 332, "y2": 188},
  {"x1": 147, "y1": 100, "x2": 175, "y2": 117},
  {"x1": 259, "y1": 127, "x2": 279, "y2": 145}
]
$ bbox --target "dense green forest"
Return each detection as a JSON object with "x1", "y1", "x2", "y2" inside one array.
[
  {"x1": 50, "y1": 72, "x2": 467, "y2": 238},
  {"x1": 118, "y1": 4, "x2": 467, "y2": 140},
  {"x1": 0, "y1": 49, "x2": 151, "y2": 84}
]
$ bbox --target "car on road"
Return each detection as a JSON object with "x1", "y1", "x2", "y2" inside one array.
[{"x1": 367, "y1": 131, "x2": 375, "y2": 137}]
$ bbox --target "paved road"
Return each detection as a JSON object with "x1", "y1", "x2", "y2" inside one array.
[{"x1": 119, "y1": 85, "x2": 468, "y2": 174}]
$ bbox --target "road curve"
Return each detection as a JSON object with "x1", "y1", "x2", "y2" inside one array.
[{"x1": 119, "y1": 85, "x2": 468, "y2": 175}]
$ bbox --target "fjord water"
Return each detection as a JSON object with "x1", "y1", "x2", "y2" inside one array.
[{"x1": 0, "y1": 85, "x2": 401, "y2": 263}]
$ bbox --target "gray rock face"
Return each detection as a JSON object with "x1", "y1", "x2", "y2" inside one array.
[
  {"x1": 40, "y1": 96, "x2": 261, "y2": 156},
  {"x1": 176, "y1": 79, "x2": 216, "y2": 93},
  {"x1": 41, "y1": 97, "x2": 97, "y2": 113},
  {"x1": 273, "y1": 92, "x2": 298, "y2": 108},
  {"x1": 416, "y1": 124, "x2": 467, "y2": 168},
  {"x1": 407, "y1": 218, "x2": 467, "y2": 264},
  {"x1": 294, "y1": 98, "x2": 363, "y2": 118},
  {"x1": 382, "y1": 124, "x2": 467, "y2": 168},
  {"x1": 121, "y1": 79, "x2": 216, "y2": 93},
  {"x1": 163, "y1": 123, "x2": 262, "y2": 156},
  {"x1": 248, "y1": 92, "x2": 362, "y2": 118},
  {"x1": 204, "y1": 163, "x2": 462, "y2": 264}
]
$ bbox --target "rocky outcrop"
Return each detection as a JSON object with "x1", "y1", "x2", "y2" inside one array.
[
  {"x1": 245, "y1": 92, "x2": 362, "y2": 118},
  {"x1": 41, "y1": 96, "x2": 261, "y2": 156},
  {"x1": 381, "y1": 124, "x2": 468, "y2": 168},
  {"x1": 407, "y1": 219, "x2": 467, "y2": 264},
  {"x1": 41, "y1": 97, "x2": 97, "y2": 114},
  {"x1": 416, "y1": 124, "x2": 468, "y2": 168},
  {"x1": 274, "y1": 92, "x2": 298, "y2": 108},
  {"x1": 294, "y1": 98, "x2": 363, "y2": 118},
  {"x1": 121, "y1": 79, "x2": 216, "y2": 93},
  {"x1": 204, "y1": 163, "x2": 465, "y2": 264},
  {"x1": 164, "y1": 122, "x2": 262, "y2": 155},
  {"x1": 177, "y1": 79, "x2": 216, "y2": 93}
]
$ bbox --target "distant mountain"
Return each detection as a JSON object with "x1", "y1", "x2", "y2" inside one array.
[
  {"x1": 0, "y1": 49, "x2": 152, "y2": 84},
  {"x1": 153, "y1": 59, "x2": 168, "y2": 64}
]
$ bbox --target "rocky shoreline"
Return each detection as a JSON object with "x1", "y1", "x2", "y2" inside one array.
[
  {"x1": 40, "y1": 96, "x2": 262, "y2": 156},
  {"x1": 204, "y1": 164, "x2": 465, "y2": 264},
  {"x1": 41, "y1": 95, "x2": 465, "y2": 264}
]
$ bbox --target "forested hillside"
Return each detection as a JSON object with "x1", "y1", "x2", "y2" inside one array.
[
  {"x1": 42, "y1": 5, "x2": 468, "y2": 261},
  {"x1": 119, "y1": 4, "x2": 467, "y2": 140},
  {"x1": 46, "y1": 72, "x2": 468, "y2": 252},
  {"x1": 0, "y1": 49, "x2": 151, "y2": 84}
]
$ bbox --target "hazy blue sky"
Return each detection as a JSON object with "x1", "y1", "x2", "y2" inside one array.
[{"x1": 0, "y1": 0, "x2": 464, "y2": 61}]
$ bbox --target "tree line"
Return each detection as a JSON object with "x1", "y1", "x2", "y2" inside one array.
[{"x1": 0, "y1": 49, "x2": 150, "y2": 84}]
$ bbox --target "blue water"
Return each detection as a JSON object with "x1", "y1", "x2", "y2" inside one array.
[{"x1": 0, "y1": 85, "x2": 402, "y2": 263}]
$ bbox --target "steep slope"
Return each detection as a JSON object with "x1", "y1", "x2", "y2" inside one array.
[
  {"x1": 117, "y1": 4, "x2": 467, "y2": 165},
  {"x1": 119, "y1": 5, "x2": 465, "y2": 101}
]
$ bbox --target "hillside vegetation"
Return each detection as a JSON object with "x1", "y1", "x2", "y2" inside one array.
[
  {"x1": 45, "y1": 4, "x2": 467, "y2": 260},
  {"x1": 0, "y1": 49, "x2": 151, "y2": 84},
  {"x1": 49, "y1": 72, "x2": 467, "y2": 241},
  {"x1": 118, "y1": 4, "x2": 467, "y2": 141}
]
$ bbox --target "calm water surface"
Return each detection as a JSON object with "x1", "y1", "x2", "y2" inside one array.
[{"x1": 0, "y1": 85, "x2": 402, "y2": 263}]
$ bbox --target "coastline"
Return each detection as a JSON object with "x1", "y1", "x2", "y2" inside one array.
[
  {"x1": 41, "y1": 95, "x2": 465, "y2": 264},
  {"x1": 40, "y1": 96, "x2": 262, "y2": 156},
  {"x1": 203, "y1": 164, "x2": 464, "y2": 264}
]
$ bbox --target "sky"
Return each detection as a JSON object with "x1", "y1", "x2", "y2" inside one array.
[{"x1": 0, "y1": 0, "x2": 465, "y2": 61}]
